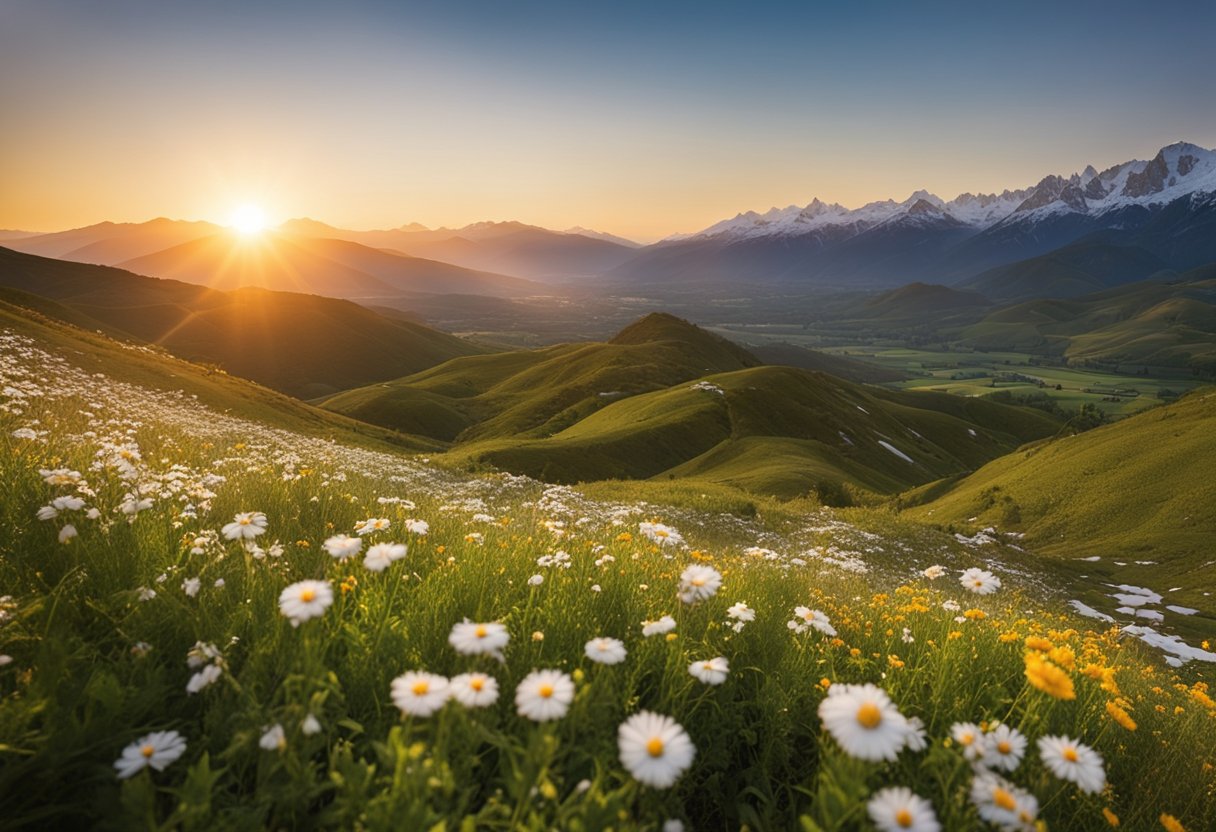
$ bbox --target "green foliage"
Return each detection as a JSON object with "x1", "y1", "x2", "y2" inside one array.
[{"x1": 1, "y1": 292, "x2": 1214, "y2": 831}]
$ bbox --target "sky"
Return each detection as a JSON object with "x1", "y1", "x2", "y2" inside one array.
[{"x1": 2, "y1": 0, "x2": 1214, "y2": 241}]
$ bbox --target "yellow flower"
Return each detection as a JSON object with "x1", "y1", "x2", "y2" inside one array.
[
  {"x1": 1103, "y1": 807, "x2": 1119, "y2": 827},
  {"x1": 1106, "y1": 701, "x2": 1137, "y2": 731},
  {"x1": 1159, "y1": 813, "x2": 1185, "y2": 832},
  {"x1": 1024, "y1": 654, "x2": 1075, "y2": 700},
  {"x1": 947, "y1": 631, "x2": 963, "y2": 641},
  {"x1": 1025, "y1": 636, "x2": 1054, "y2": 652},
  {"x1": 819, "y1": 678, "x2": 832, "y2": 690},
  {"x1": 963, "y1": 608, "x2": 986, "y2": 620},
  {"x1": 887, "y1": 654, "x2": 905, "y2": 669},
  {"x1": 1048, "y1": 645, "x2": 1076, "y2": 670}
]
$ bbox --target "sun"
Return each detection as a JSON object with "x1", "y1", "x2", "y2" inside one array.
[{"x1": 228, "y1": 204, "x2": 268, "y2": 235}]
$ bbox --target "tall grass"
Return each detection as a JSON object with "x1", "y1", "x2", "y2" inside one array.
[{"x1": 1, "y1": 327, "x2": 1213, "y2": 831}]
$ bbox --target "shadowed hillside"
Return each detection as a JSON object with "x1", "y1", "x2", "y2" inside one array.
[{"x1": 0, "y1": 246, "x2": 485, "y2": 397}]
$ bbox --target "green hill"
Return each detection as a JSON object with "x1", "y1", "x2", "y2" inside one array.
[
  {"x1": 319, "y1": 313, "x2": 761, "y2": 441},
  {"x1": 0, "y1": 299, "x2": 439, "y2": 451},
  {"x1": 450, "y1": 364, "x2": 1061, "y2": 499},
  {"x1": 903, "y1": 388, "x2": 1216, "y2": 601},
  {"x1": 0, "y1": 245, "x2": 485, "y2": 397},
  {"x1": 957, "y1": 268, "x2": 1216, "y2": 376},
  {"x1": 958, "y1": 241, "x2": 1171, "y2": 302}
]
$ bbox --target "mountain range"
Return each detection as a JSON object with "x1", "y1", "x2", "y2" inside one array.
[
  {"x1": 606, "y1": 141, "x2": 1216, "y2": 292},
  {"x1": 5, "y1": 140, "x2": 1215, "y2": 302}
]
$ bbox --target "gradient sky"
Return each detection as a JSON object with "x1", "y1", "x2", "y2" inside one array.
[{"x1": 2, "y1": 0, "x2": 1214, "y2": 241}]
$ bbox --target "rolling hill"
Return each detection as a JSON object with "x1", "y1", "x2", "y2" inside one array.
[
  {"x1": 0, "y1": 299, "x2": 439, "y2": 451},
  {"x1": 280, "y1": 218, "x2": 639, "y2": 282},
  {"x1": 318, "y1": 313, "x2": 761, "y2": 441},
  {"x1": 956, "y1": 266, "x2": 1216, "y2": 376},
  {"x1": 958, "y1": 241, "x2": 1170, "y2": 301},
  {"x1": 902, "y1": 387, "x2": 1216, "y2": 601},
  {"x1": 117, "y1": 231, "x2": 537, "y2": 298},
  {"x1": 0, "y1": 246, "x2": 485, "y2": 397},
  {"x1": 321, "y1": 314, "x2": 1061, "y2": 498},
  {"x1": 449, "y1": 364, "x2": 1061, "y2": 498}
]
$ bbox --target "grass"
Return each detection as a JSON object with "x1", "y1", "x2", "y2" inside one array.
[
  {"x1": 0, "y1": 246, "x2": 486, "y2": 398},
  {"x1": 2, "y1": 306, "x2": 1214, "y2": 830},
  {"x1": 900, "y1": 387, "x2": 1216, "y2": 611}
]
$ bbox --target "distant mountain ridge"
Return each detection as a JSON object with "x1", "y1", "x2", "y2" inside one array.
[{"x1": 607, "y1": 141, "x2": 1216, "y2": 290}]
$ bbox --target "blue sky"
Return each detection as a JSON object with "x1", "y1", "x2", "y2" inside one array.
[{"x1": 2, "y1": 0, "x2": 1213, "y2": 238}]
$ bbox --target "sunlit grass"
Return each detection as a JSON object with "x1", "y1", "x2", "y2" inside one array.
[{"x1": 1, "y1": 325, "x2": 1214, "y2": 830}]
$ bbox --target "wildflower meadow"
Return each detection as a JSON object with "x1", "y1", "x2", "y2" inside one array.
[{"x1": 2, "y1": 327, "x2": 1214, "y2": 830}]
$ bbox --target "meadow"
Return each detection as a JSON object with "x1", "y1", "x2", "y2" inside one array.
[{"x1": 2, "y1": 319, "x2": 1215, "y2": 831}]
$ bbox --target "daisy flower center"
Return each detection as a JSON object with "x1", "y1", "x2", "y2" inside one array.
[
  {"x1": 1063, "y1": 747, "x2": 1078, "y2": 762},
  {"x1": 538, "y1": 684, "x2": 554, "y2": 698},
  {"x1": 895, "y1": 808, "x2": 914, "y2": 828},
  {"x1": 998, "y1": 740, "x2": 1013, "y2": 754},
  {"x1": 692, "y1": 577, "x2": 706, "y2": 586},
  {"x1": 646, "y1": 738, "x2": 665, "y2": 757},
  {"x1": 469, "y1": 677, "x2": 485, "y2": 691},
  {"x1": 239, "y1": 517, "x2": 251, "y2": 525},
  {"x1": 856, "y1": 702, "x2": 882, "y2": 729},
  {"x1": 300, "y1": 589, "x2": 316, "y2": 602},
  {"x1": 703, "y1": 662, "x2": 714, "y2": 669},
  {"x1": 412, "y1": 681, "x2": 429, "y2": 695},
  {"x1": 993, "y1": 788, "x2": 1017, "y2": 811},
  {"x1": 960, "y1": 732, "x2": 974, "y2": 745},
  {"x1": 475, "y1": 625, "x2": 487, "y2": 638},
  {"x1": 140, "y1": 744, "x2": 156, "y2": 758}
]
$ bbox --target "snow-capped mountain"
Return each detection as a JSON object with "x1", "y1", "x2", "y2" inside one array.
[{"x1": 608, "y1": 141, "x2": 1216, "y2": 289}]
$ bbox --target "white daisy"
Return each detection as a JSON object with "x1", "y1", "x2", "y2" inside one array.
[
  {"x1": 181, "y1": 578, "x2": 200, "y2": 598},
  {"x1": 221, "y1": 511, "x2": 267, "y2": 541},
  {"x1": 186, "y1": 663, "x2": 222, "y2": 694},
  {"x1": 642, "y1": 615, "x2": 677, "y2": 637},
  {"x1": 618, "y1": 710, "x2": 696, "y2": 788},
  {"x1": 905, "y1": 716, "x2": 928, "y2": 752},
  {"x1": 259, "y1": 724, "x2": 287, "y2": 752},
  {"x1": 448, "y1": 620, "x2": 510, "y2": 659},
  {"x1": 301, "y1": 714, "x2": 323, "y2": 736},
  {"x1": 688, "y1": 656, "x2": 729, "y2": 685},
  {"x1": 114, "y1": 730, "x2": 187, "y2": 779},
  {"x1": 390, "y1": 671, "x2": 450, "y2": 717},
  {"x1": 404, "y1": 519, "x2": 429, "y2": 535},
  {"x1": 867, "y1": 786, "x2": 941, "y2": 832},
  {"x1": 970, "y1": 771, "x2": 1038, "y2": 830},
  {"x1": 951, "y1": 722, "x2": 987, "y2": 762},
  {"x1": 585, "y1": 637, "x2": 628, "y2": 665},
  {"x1": 278, "y1": 580, "x2": 333, "y2": 627},
  {"x1": 677, "y1": 564, "x2": 722, "y2": 604},
  {"x1": 1037, "y1": 735, "x2": 1105, "y2": 794},
  {"x1": 450, "y1": 672, "x2": 500, "y2": 708},
  {"x1": 323, "y1": 534, "x2": 362, "y2": 560},
  {"x1": 960, "y1": 567, "x2": 1001, "y2": 595},
  {"x1": 981, "y1": 723, "x2": 1027, "y2": 772},
  {"x1": 817, "y1": 683, "x2": 909, "y2": 761},
  {"x1": 726, "y1": 601, "x2": 755, "y2": 631},
  {"x1": 514, "y1": 669, "x2": 575, "y2": 722},
  {"x1": 639, "y1": 522, "x2": 685, "y2": 548},
  {"x1": 354, "y1": 517, "x2": 391, "y2": 535},
  {"x1": 921, "y1": 565, "x2": 946, "y2": 580},
  {"x1": 363, "y1": 542, "x2": 406, "y2": 572},
  {"x1": 788, "y1": 606, "x2": 837, "y2": 636}
]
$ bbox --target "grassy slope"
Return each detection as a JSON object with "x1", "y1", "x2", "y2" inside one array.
[
  {"x1": 0, "y1": 301, "x2": 441, "y2": 452},
  {"x1": 0, "y1": 245, "x2": 485, "y2": 398},
  {"x1": 319, "y1": 313, "x2": 761, "y2": 442},
  {"x1": 2, "y1": 301, "x2": 1213, "y2": 831},
  {"x1": 957, "y1": 269, "x2": 1216, "y2": 375},
  {"x1": 453, "y1": 364, "x2": 1061, "y2": 498},
  {"x1": 904, "y1": 388, "x2": 1216, "y2": 596}
]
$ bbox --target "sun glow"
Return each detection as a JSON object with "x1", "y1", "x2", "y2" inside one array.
[{"x1": 228, "y1": 204, "x2": 268, "y2": 235}]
